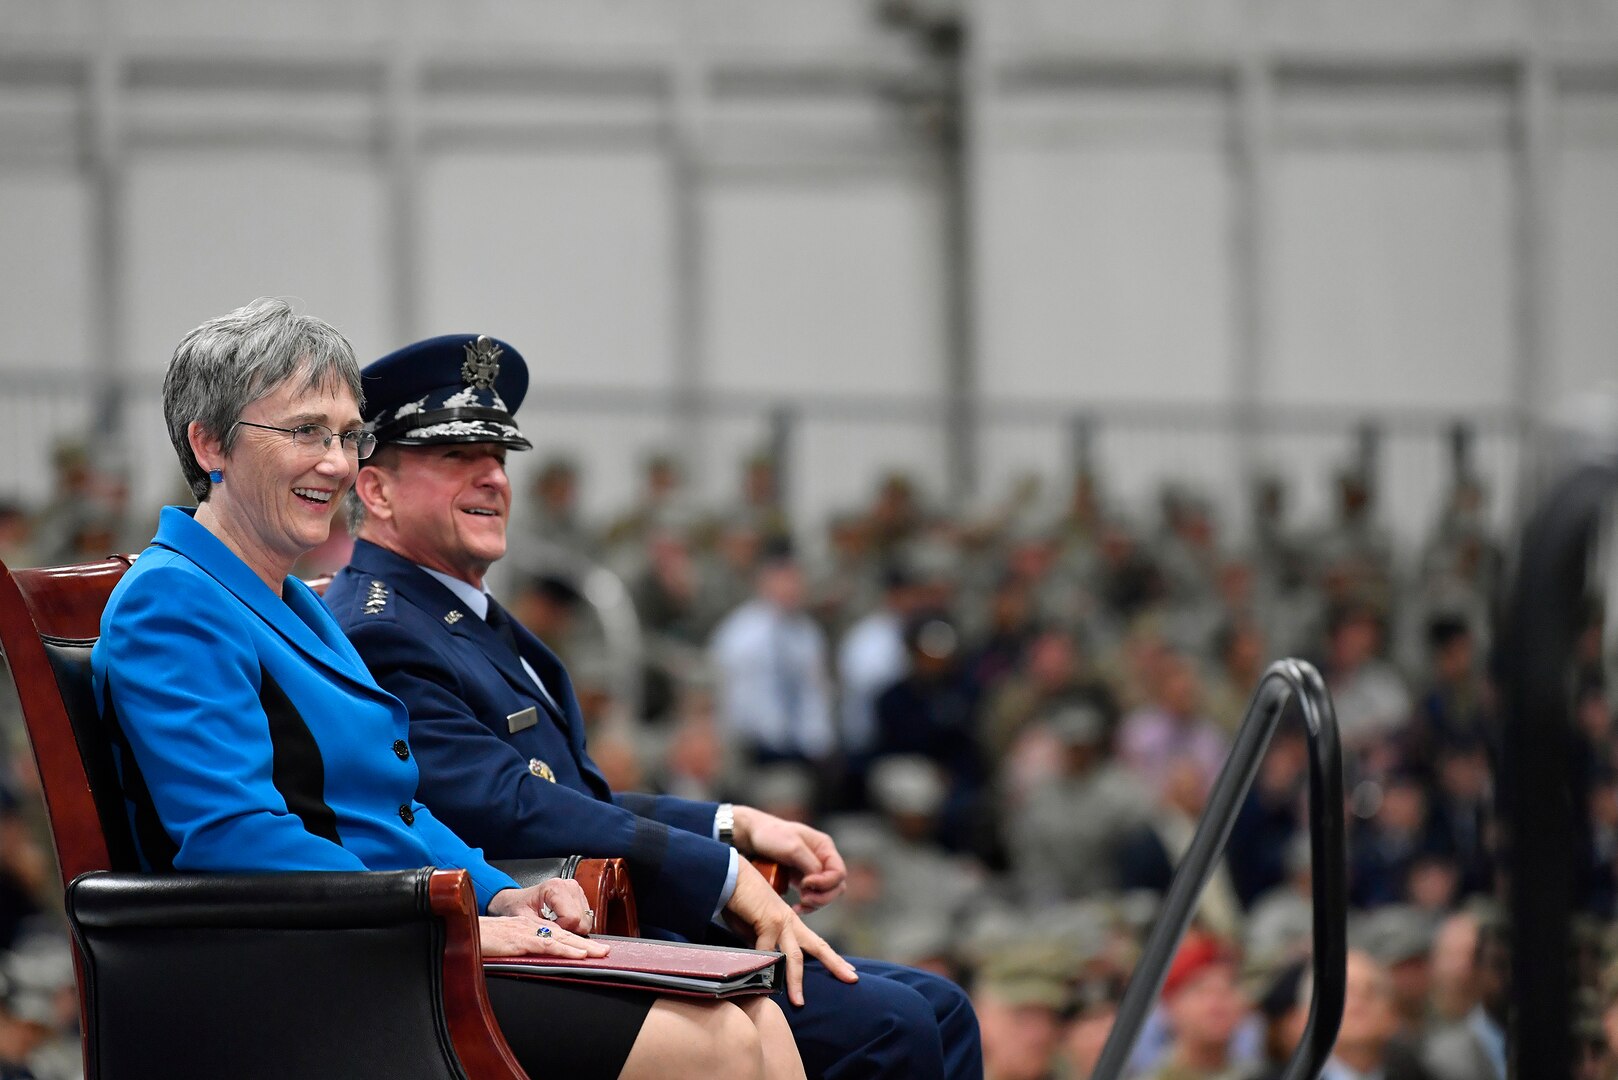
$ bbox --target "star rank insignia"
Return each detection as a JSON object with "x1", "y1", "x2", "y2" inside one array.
[
  {"x1": 461, "y1": 335, "x2": 502, "y2": 390},
  {"x1": 528, "y1": 759, "x2": 557, "y2": 782},
  {"x1": 444, "y1": 610, "x2": 464, "y2": 625},
  {"x1": 362, "y1": 580, "x2": 389, "y2": 615}
]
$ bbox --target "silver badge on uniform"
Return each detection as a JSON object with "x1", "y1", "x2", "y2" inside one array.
[
  {"x1": 528, "y1": 758, "x2": 556, "y2": 782},
  {"x1": 444, "y1": 610, "x2": 464, "y2": 625},
  {"x1": 507, "y1": 707, "x2": 538, "y2": 734}
]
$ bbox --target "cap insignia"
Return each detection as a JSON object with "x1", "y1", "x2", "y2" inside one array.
[{"x1": 462, "y1": 335, "x2": 502, "y2": 390}]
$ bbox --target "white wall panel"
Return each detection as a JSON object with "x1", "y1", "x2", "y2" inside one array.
[
  {"x1": 123, "y1": 149, "x2": 388, "y2": 510},
  {"x1": 125, "y1": 150, "x2": 389, "y2": 370},
  {"x1": 793, "y1": 416, "x2": 949, "y2": 538},
  {"x1": 978, "y1": 137, "x2": 1235, "y2": 405},
  {"x1": 0, "y1": 0, "x2": 98, "y2": 37},
  {"x1": 691, "y1": 411, "x2": 950, "y2": 553},
  {"x1": 0, "y1": 163, "x2": 91, "y2": 505},
  {"x1": 1268, "y1": 144, "x2": 1515, "y2": 410},
  {"x1": 1553, "y1": 93, "x2": 1618, "y2": 410},
  {"x1": 421, "y1": 148, "x2": 675, "y2": 391},
  {"x1": 704, "y1": 177, "x2": 944, "y2": 397},
  {"x1": 505, "y1": 406, "x2": 679, "y2": 525},
  {"x1": 117, "y1": 0, "x2": 395, "y2": 45},
  {"x1": 0, "y1": 172, "x2": 91, "y2": 373}
]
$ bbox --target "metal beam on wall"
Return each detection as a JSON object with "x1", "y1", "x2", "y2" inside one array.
[
  {"x1": 85, "y1": 0, "x2": 126, "y2": 478},
  {"x1": 1232, "y1": 52, "x2": 1273, "y2": 488},
  {"x1": 382, "y1": 8, "x2": 423, "y2": 348},
  {"x1": 940, "y1": 21, "x2": 978, "y2": 510},
  {"x1": 1512, "y1": 47, "x2": 1556, "y2": 511},
  {"x1": 667, "y1": 4, "x2": 709, "y2": 494}
]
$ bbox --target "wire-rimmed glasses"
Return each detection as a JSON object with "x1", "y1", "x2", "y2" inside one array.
[{"x1": 232, "y1": 421, "x2": 378, "y2": 460}]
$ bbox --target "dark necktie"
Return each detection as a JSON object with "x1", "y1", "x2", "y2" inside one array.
[{"x1": 484, "y1": 598, "x2": 521, "y2": 658}]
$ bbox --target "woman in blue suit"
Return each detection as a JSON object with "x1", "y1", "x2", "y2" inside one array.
[{"x1": 91, "y1": 298, "x2": 802, "y2": 1080}]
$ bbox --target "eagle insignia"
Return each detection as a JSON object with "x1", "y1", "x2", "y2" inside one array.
[{"x1": 461, "y1": 335, "x2": 502, "y2": 390}]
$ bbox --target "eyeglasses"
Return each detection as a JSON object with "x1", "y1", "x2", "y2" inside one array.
[{"x1": 232, "y1": 421, "x2": 378, "y2": 461}]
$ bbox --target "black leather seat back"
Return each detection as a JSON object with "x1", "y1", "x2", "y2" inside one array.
[
  {"x1": 41, "y1": 640, "x2": 144, "y2": 872},
  {"x1": 67, "y1": 869, "x2": 469, "y2": 1080}
]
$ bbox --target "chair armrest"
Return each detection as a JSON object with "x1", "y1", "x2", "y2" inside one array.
[
  {"x1": 492, "y1": 856, "x2": 640, "y2": 936},
  {"x1": 67, "y1": 869, "x2": 527, "y2": 1080},
  {"x1": 493, "y1": 855, "x2": 786, "y2": 939},
  {"x1": 751, "y1": 859, "x2": 788, "y2": 896}
]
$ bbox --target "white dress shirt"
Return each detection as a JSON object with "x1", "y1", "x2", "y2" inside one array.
[
  {"x1": 837, "y1": 609, "x2": 908, "y2": 754},
  {"x1": 711, "y1": 598, "x2": 835, "y2": 760}
]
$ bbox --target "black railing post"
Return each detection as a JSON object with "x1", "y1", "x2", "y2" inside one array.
[{"x1": 1091, "y1": 658, "x2": 1346, "y2": 1080}]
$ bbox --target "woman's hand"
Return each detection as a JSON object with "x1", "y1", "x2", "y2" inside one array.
[
  {"x1": 478, "y1": 913, "x2": 612, "y2": 959},
  {"x1": 487, "y1": 877, "x2": 596, "y2": 934}
]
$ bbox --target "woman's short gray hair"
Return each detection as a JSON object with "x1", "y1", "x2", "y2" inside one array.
[{"x1": 163, "y1": 298, "x2": 363, "y2": 502}]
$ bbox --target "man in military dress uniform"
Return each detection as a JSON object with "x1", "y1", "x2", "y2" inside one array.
[{"x1": 326, "y1": 334, "x2": 982, "y2": 1080}]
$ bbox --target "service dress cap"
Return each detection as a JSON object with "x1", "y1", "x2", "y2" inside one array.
[{"x1": 362, "y1": 333, "x2": 532, "y2": 450}]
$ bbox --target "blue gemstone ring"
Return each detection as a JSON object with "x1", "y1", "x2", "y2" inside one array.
[{"x1": 536, "y1": 926, "x2": 552, "y2": 938}]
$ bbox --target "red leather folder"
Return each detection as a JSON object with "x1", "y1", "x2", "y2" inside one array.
[{"x1": 483, "y1": 935, "x2": 783, "y2": 999}]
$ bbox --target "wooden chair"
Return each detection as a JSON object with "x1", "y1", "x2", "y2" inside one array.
[{"x1": 0, "y1": 554, "x2": 527, "y2": 1079}]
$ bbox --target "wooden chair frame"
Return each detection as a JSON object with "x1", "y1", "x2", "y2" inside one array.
[{"x1": 0, "y1": 554, "x2": 785, "y2": 1077}]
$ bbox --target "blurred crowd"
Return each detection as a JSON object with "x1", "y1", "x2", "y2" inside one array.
[{"x1": 0, "y1": 440, "x2": 1615, "y2": 1079}]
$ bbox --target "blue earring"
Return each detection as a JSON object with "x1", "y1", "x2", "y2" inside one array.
[{"x1": 209, "y1": 469, "x2": 224, "y2": 484}]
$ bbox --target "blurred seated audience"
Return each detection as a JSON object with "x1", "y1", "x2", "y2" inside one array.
[
  {"x1": 710, "y1": 539, "x2": 835, "y2": 774},
  {"x1": 872, "y1": 613, "x2": 987, "y2": 853},
  {"x1": 1143, "y1": 932, "x2": 1252, "y2": 1080},
  {"x1": 1420, "y1": 917, "x2": 1508, "y2": 1080},
  {"x1": 1009, "y1": 703, "x2": 1150, "y2": 905},
  {"x1": 972, "y1": 945, "x2": 1070, "y2": 1080},
  {"x1": 1116, "y1": 758, "x2": 1243, "y2": 942},
  {"x1": 1117, "y1": 651, "x2": 1228, "y2": 798},
  {"x1": 4, "y1": 425, "x2": 1603, "y2": 1080},
  {"x1": 1320, "y1": 602, "x2": 1411, "y2": 768}
]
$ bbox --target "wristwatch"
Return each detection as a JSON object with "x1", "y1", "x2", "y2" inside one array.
[{"x1": 715, "y1": 803, "x2": 735, "y2": 847}]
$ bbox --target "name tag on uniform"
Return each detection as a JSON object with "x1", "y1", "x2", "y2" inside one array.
[{"x1": 506, "y1": 707, "x2": 539, "y2": 734}]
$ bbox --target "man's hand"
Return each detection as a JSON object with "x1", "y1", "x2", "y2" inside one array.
[
  {"x1": 478, "y1": 913, "x2": 610, "y2": 959},
  {"x1": 731, "y1": 805, "x2": 847, "y2": 912},
  {"x1": 724, "y1": 858, "x2": 857, "y2": 1007},
  {"x1": 487, "y1": 877, "x2": 596, "y2": 935}
]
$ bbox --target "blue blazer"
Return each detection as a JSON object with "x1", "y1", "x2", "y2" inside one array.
[
  {"x1": 328, "y1": 540, "x2": 731, "y2": 939},
  {"x1": 91, "y1": 507, "x2": 517, "y2": 912}
]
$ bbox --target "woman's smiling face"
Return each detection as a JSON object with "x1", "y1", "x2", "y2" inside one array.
[{"x1": 198, "y1": 369, "x2": 362, "y2": 585}]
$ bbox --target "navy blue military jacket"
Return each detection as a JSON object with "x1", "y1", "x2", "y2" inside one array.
[
  {"x1": 92, "y1": 507, "x2": 517, "y2": 912},
  {"x1": 327, "y1": 540, "x2": 731, "y2": 938}
]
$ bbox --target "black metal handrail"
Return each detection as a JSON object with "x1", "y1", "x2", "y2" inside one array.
[{"x1": 1091, "y1": 658, "x2": 1347, "y2": 1080}]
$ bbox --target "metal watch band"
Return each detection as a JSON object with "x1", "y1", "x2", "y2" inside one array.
[{"x1": 716, "y1": 803, "x2": 735, "y2": 847}]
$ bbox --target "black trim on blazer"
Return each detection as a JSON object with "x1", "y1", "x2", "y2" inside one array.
[
  {"x1": 261, "y1": 666, "x2": 343, "y2": 846},
  {"x1": 104, "y1": 686, "x2": 181, "y2": 873}
]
